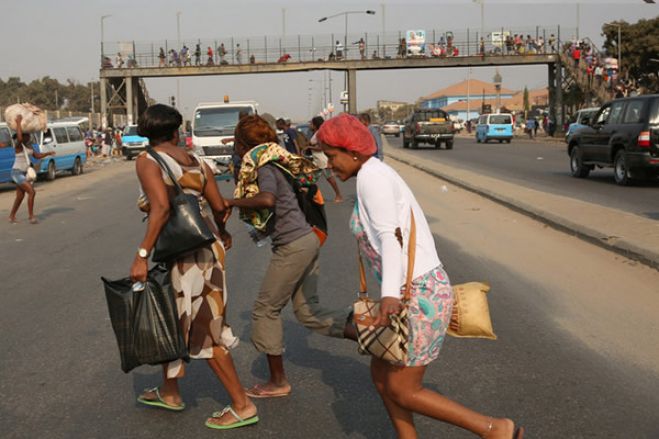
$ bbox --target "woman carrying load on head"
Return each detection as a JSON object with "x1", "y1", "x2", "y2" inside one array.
[
  {"x1": 2, "y1": 114, "x2": 54, "y2": 224},
  {"x1": 316, "y1": 113, "x2": 524, "y2": 439}
]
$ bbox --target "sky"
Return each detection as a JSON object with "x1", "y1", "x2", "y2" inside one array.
[{"x1": 0, "y1": 0, "x2": 656, "y2": 121}]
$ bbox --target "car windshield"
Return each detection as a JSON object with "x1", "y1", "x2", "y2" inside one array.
[
  {"x1": 123, "y1": 126, "x2": 138, "y2": 136},
  {"x1": 489, "y1": 115, "x2": 512, "y2": 124},
  {"x1": 194, "y1": 107, "x2": 254, "y2": 137},
  {"x1": 416, "y1": 111, "x2": 447, "y2": 121}
]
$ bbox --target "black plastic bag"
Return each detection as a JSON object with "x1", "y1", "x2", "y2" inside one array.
[{"x1": 101, "y1": 265, "x2": 189, "y2": 373}]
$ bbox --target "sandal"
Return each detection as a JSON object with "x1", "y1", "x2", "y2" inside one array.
[
  {"x1": 136, "y1": 387, "x2": 185, "y2": 412},
  {"x1": 514, "y1": 427, "x2": 525, "y2": 438},
  {"x1": 206, "y1": 405, "x2": 259, "y2": 430},
  {"x1": 244, "y1": 383, "x2": 291, "y2": 399}
]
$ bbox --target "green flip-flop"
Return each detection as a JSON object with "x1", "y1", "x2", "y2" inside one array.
[
  {"x1": 206, "y1": 405, "x2": 259, "y2": 430},
  {"x1": 137, "y1": 387, "x2": 185, "y2": 412}
]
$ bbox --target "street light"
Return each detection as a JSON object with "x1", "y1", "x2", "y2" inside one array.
[
  {"x1": 603, "y1": 22, "x2": 622, "y2": 75},
  {"x1": 318, "y1": 10, "x2": 376, "y2": 60},
  {"x1": 100, "y1": 14, "x2": 112, "y2": 63}
]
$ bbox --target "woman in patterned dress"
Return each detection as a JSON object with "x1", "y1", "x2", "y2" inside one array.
[
  {"x1": 129, "y1": 104, "x2": 258, "y2": 430},
  {"x1": 316, "y1": 114, "x2": 523, "y2": 439}
]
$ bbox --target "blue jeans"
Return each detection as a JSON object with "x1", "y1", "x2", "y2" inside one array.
[{"x1": 11, "y1": 169, "x2": 27, "y2": 185}]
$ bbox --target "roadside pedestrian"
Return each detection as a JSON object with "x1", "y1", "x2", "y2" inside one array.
[
  {"x1": 358, "y1": 37, "x2": 366, "y2": 60},
  {"x1": 316, "y1": 113, "x2": 524, "y2": 439},
  {"x1": 228, "y1": 115, "x2": 356, "y2": 399},
  {"x1": 594, "y1": 64, "x2": 604, "y2": 87},
  {"x1": 572, "y1": 46, "x2": 581, "y2": 68},
  {"x1": 207, "y1": 46, "x2": 214, "y2": 65},
  {"x1": 548, "y1": 34, "x2": 556, "y2": 52},
  {"x1": 218, "y1": 43, "x2": 227, "y2": 64},
  {"x1": 180, "y1": 45, "x2": 189, "y2": 66},
  {"x1": 308, "y1": 116, "x2": 343, "y2": 202},
  {"x1": 533, "y1": 117, "x2": 539, "y2": 137},
  {"x1": 276, "y1": 118, "x2": 299, "y2": 154},
  {"x1": 113, "y1": 128, "x2": 123, "y2": 157},
  {"x1": 358, "y1": 112, "x2": 383, "y2": 160},
  {"x1": 335, "y1": 40, "x2": 344, "y2": 60},
  {"x1": 235, "y1": 44, "x2": 242, "y2": 64},
  {"x1": 158, "y1": 47, "x2": 166, "y2": 67},
  {"x1": 479, "y1": 37, "x2": 486, "y2": 56},
  {"x1": 130, "y1": 104, "x2": 258, "y2": 430},
  {"x1": 194, "y1": 44, "x2": 201, "y2": 66},
  {"x1": 526, "y1": 117, "x2": 536, "y2": 139},
  {"x1": 115, "y1": 52, "x2": 124, "y2": 68},
  {"x1": 2, "y1": 115, "x2": 55, "y2": 224},
  {"x1": 101, "y1": 128, "x2": 113, "y2": 157}
]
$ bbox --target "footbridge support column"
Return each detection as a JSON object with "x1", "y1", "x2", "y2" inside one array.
[
  {"x1": 347, "y1": 69, "x2": 357, "y2": 114},
  {"x1": 100, "y1": 78, "x2": 108, "y2": 130}
]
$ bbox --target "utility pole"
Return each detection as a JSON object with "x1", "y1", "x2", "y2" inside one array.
[
  {"x1": 381, "y1": 3, "x2": 386, "y2": 57},
  {"x1": 90, "y1": 82, "x2": 95, "y2": 113},
  {"x1": 176, "y1": 11, "x2": 181, "y2": 110}
]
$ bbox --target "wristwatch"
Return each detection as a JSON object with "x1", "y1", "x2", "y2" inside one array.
[{"x1": 137, "y1": 247, "x2": 150, "y2": 259}]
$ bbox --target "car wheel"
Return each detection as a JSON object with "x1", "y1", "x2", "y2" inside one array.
[
  {"x1": 71, "y1": 157, "x2": 82, "y2": 176},
  {"x1": 411, "y1": 139, "x2": 418, "y2": 149},
  {"x1": 498, "y1": 139, "x2": 503, "y2": 143},
  {"x1": 613, "y1": 150, "x2": 632, "y2": 186},
  {"x1": 569, "y1": 146, "x2": 590, "y2": 178},
  {"x1": 505, "y1": 139, "x2": 511, "y2": 143},
  {"x1": 403, "y1": 138, "x2": 409, "y2": 148},
  {"x1": 46, "y1": 160, "x2": 56, "y2": 181},
  {"x1": 445, "y1": 139, "x2": 454, "y2": 150}
]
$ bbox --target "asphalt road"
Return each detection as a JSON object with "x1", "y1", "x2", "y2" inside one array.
[
  {"x1": 385, "y1": 135, "x2": 659, "y2": 220},
  {"x1": 1, "y1": 159, "x2": 658, "y2": 438}
]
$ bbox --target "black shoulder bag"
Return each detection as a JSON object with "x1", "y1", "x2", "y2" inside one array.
[{"x1": 147, "y1": 148, "x2": 215, "y2": 262}]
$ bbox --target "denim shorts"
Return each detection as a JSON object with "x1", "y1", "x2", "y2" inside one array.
[{"x1": 11, "y1": 169, "x2": 27, "y2": 185}]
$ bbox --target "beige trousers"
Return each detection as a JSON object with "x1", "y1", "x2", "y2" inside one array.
[{"x1": 251, "y1": 232, "x2": 350, "y2": 355}]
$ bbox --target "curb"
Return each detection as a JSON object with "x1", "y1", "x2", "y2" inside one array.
[{"x1": 385, "y1": 151, "x2": 659, "y2": 271}]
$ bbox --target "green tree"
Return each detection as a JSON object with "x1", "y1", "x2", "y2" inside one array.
[
  {"x1": 523, "y1": 86, "x2": 530, "y2": 117},
  {"x1": 602, "y1": 17, "x2": 659, "y2": 92},
  {"x1": 0, "y1": 76, "x2": 100, "y2": 113}
]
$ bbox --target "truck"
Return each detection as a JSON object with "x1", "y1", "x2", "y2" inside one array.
[
  {"x1": 192, "y1": 99, "x2": 258, "y2": 175},
  {"x1": 403, "y1": 108, "x2": 455, "y2": 149}
]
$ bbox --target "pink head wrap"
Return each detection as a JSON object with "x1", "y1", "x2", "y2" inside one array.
[{"x1": 315, "y1": 113, "x2": 376, "y2": 156}]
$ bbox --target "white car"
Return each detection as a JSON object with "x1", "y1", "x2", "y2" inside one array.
[{"x1": 382, "y1": 121, "x2": 400, "y2": 137}]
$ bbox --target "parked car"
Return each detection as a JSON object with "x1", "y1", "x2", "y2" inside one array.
[
  {"x1": 567, "y1": 94, "x2": 659, "y2": 185},
  {"x1": 403, "y1": 109, "x2": 455, "y2": 149},
  {"x1": 565, "y1": 107, "x2": 599, "y2": 144},
  {"x1": 382, "y1": 121, "x2": 401, "y2": 137},
  {"x1": 475, "y1": 113, "x2": 514, "y2": 143},
  {"x1": 37, "y1": 121, "x2": 87, "y2": 180}
]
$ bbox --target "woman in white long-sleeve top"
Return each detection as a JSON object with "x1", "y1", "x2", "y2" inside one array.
[{"x1": 316, "y1": 114, "x2": 523, "y2": 439}]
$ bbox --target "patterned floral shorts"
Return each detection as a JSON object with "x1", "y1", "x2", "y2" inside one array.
[{"x1": 404, "y1": 266, "x2": 453, "y2": 367}]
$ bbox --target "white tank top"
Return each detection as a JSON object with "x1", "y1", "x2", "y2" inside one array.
[{"x1": 13, "y1": 145, "x2": 33, "y2": 172}]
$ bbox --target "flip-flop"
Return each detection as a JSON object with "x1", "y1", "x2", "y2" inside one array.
[
  {"x1": 514, "y1": 426, "x2": 525, "y2": 438},
  {"x1": 244, "y1": 384, "x2": 291, "y2": 399},
  {"x1": 137, "y1": 387, "x2": 185, "y2": 412},
  {"x1": 205, "y1": 405, "x2": 259, "y2": 430}
]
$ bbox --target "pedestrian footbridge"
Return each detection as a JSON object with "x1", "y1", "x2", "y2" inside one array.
[{"x1": 98, "y1": 26, "x2": 575, "y2": 126}]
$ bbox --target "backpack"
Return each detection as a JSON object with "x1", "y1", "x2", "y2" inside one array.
[{"x1": 275, "y1": 165, "x2": 328, "y2": 246}]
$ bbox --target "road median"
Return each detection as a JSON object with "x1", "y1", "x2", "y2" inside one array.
[{"x1": 384, "y1": 138, "x2": 659, "y2": 270}]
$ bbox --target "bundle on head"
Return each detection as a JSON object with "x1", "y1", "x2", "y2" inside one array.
[{"x1": 4, "y1": 103, "x2": 48, "y2": 133}]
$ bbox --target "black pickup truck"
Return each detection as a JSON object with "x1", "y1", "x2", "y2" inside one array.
[
  {"x1": 567, "y1": 94, "x2": 659, "y2": 185},
  {"x1": 403, "y1": 109, "x2": 455, "y2": 149}
]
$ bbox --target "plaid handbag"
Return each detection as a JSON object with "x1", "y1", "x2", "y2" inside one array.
[{"x1": 353, "y1": 211, "x2": 416, "y2": 366}]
